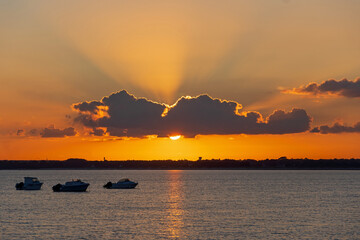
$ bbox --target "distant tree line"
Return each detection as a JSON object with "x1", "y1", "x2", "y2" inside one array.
[{"x1": 1, "y1": 157, "x2": 360, "y2": 170}]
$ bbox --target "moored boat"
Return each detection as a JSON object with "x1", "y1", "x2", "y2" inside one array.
[
  {"x1": 52, "y1": 179, "x2": 89, "y2": 192},
  {"x1": 103, "y1": 178, "x2": 138, "y2": 189},
  {"x1": 15, "y1": 177, "x2": 43, "y2": 190}
]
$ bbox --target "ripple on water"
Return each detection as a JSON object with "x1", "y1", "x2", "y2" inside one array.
[{"x1": 1, "y1": 170, "x2": 360, "y2": 239}]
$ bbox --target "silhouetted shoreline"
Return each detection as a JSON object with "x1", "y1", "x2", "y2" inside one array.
[{"x1": 1, "y1": 158, "x2": 360, "y2": 170}]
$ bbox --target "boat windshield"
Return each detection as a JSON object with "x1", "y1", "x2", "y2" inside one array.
[
  {"x1": 118, "y1": 178, "x2": 130, "y2": 182},
  {"x1": 65, "y1": 179, "x2": 84, "y2": 185},
  {"x1": 25, "y1": 177, "x2": 39, "y2": 183}
]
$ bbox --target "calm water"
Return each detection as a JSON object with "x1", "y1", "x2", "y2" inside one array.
[{"x1": 1, "y1": 170, "x2": 359, "y2": 239}]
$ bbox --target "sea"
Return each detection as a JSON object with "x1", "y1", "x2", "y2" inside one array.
[{"x1": 1, "y1": 170, "x2": 359, "y2": 239}]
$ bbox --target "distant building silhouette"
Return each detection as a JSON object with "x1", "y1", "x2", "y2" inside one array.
[{"x1": 1, "y1": 158, "x2": 360, "y2": 169}]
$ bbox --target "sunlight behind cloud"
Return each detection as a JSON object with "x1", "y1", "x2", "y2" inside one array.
[
  {"x1": 170, "y1": 135, "x2": 181, "y2": 140},
  {"x1": 1, "y1": 0, "x2": 360, "y2": 160}
]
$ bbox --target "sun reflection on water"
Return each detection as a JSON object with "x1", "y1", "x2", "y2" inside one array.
[{"x1": 166, "y1": 170, "x2": 184, "y2": 238}]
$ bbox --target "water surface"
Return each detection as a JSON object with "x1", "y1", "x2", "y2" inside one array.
[{"x1": 1, "y1": 170, "x2": 359, "y2": 239}]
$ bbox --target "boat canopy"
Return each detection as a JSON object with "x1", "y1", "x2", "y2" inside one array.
[
  {"x1": 118, "y1": 178, "x2": 130, "y2": 182},
  {"x1": 65, "y1": 179, "x2": 84, "y2": 185},
  {"x1": 24, "y1": 177, "x2": 40, "y2": 183}
]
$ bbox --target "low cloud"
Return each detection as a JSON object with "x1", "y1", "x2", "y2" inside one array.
[
  {"x1": 17, "y1": 126, "x2": 77, "y2": 138},
  {"x1": 41, "y1": 127, "x2": 77, "y2": 138},
  {"x1": 90, "y1": 127, "x2": 106, "y2": 136},
  {"x1": 284, "y1": 78, "x2": 360, "y2": 98},
  {"x1": 72, "y1": 90, "x2": 312, "y2": 138},
  {"x1": 16, "y1": 129, "x2": 24, "y2": 136},
  {"x1": 311, "y1": 122, "x2": 360, "y2": 134}
]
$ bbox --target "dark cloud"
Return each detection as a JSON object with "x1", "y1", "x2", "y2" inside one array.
[
  {"x1": 91, "y1": 128, "x2": 106, "y2": 136},
  {"x1": 72, "y1": 90, "x2": 312, "y2": 138},
  {"x1": 17, "y1": 129, "x2": 24, "y2": 136},
  {"x1": 162, "y1": 95, "x2": 310, "y2": 136},
  {"x1": 265, "y1": 109, "x2": 311, "y2": 134},
  {"x1": 40, "y1": 127, "x2": 77, "y2": 138},
  {"x1": 311, "y1": 122, "x2": 360, "y2": 134},
  {"x1": 16, "y1": 126, "x2": 77, "y2": 138},
  {"x1": 284, "y1": 78, "x2": 360, "y2": 98},
  {"x1": 72, "y1": 101, "x2": 105, "y2": 114},
  {"x1": 73, "y1": 90, "x2": 166, "y2": 137},
  {"x1": 28, "y1": 129, "x2": 39, "y2": 136}
]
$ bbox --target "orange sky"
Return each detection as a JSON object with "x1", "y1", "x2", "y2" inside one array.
[
  {"x1": 0, "y1": 1, "x2": 360, "y2": 160},
  {"x1": 1, "y1": 133, "x2": 360, "y2": 160}
]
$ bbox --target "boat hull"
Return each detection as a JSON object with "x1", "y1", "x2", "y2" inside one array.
[
  {"x1": 53, "y1": 184, "x2": 89, "y2": 192},
  {"x1": 107, "y1": 182, "x2": 138, "y2": 189},
  {"x1": 16, "y1": 182, "x2": 43, "y2": 190}
]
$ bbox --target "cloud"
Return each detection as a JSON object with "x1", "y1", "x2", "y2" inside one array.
[
  {"x1": 311, "y1": 122, "x2": 360, "y2": 134},
  {"x1": 16, "y1": 129, "x2": 24, "y2": 136},
  {"x1": 16, "y1": 126, "x2": 77, "y2": 138},
  {"x1": 72, "y1": 90, "x2": 311, "y2": 137},
  {"x1": 28, "y1": 129, "x2": 39, "y2": 136},
  {"x1": 162, "y1": 95, "x2": 311, "y2": 136},
  {"x1": 73, "y1": 90, "x2": 166, "y2": 137},
  {"x1": 283, "y1": 78, "x2": 360, "y2": 98},
  {"x1": 72, "y1": 101, "x2": 105, "y2": 114},
  {"x1": 40, "y1": 126, "x2": 77, "y2": 138},
  {"x1": 90, "y1": 127, "x2": 106, "y2": 136}
]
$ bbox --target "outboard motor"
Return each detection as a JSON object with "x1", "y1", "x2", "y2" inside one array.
[
  {"x1": 15, "y1": 182, "x2": 24, "y2": 190},
  {"x1": 52, "y1": 183, "x2": 62, "y2": 192},
  {"x1": 103, "y1": 182, "x2": 112, "y2": 189}
]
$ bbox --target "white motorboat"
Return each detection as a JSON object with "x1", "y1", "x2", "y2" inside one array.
[
  {"x1": 15, "y1": 177, "x2": 43, "y2": 190},
  {"x1": 52, "y1": 179, "x2": 89, "y2": 192},
  {"x1": 103, "y1": 178, "x2": 138, "y2": 189}
]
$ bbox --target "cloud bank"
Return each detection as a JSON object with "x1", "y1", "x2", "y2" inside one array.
[
  {"x1": 72, "y1": 90, "x2": 311, "y2": 137},
  {"x1": 311, "y1": 122, "x2": 360, "y2": 134},
  {"x1": 17, "y1": 126, "x2": 77, "y2": 138},
  {"x1": 284, "y1": 78, "x2": 360, "y2": 98},
  {"x1": 41, "y1": 127, "x2": 77, "y2": 138}
]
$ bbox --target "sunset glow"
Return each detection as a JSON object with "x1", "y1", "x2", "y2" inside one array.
[
  {"x1": 169, "y1": 135, "x2": 181, "y2": 141},
  {"x1": 3, "y1": 2, "x2": 360, "y2": 240},
  {"x1": 0, "y1": 1, "x2": 359, "y2": 160}
]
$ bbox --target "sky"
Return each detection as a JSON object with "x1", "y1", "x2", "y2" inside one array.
[{"x1": 1, "y1": 0, "x2": 360, "y2": 160}]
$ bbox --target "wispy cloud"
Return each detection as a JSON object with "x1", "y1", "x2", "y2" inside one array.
[
  {"x1": 17, "y1": 126, "x2": 77, "y2": 138},
  {"x1": 311, "y1": 122, "x2": 360, "y2": 134},
  {"x1": 283, "y1": 78, "x2": 360, "y2": 98}
]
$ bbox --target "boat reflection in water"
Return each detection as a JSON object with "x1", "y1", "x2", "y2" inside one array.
[{"x1": 166, "y1": 170, "x2": 184, "y2": 239}]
